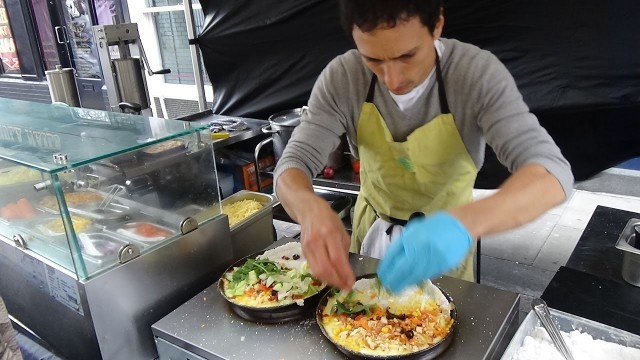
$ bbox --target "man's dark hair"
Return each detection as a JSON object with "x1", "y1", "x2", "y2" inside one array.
[{"x1": 339, "y1": 0, "x2": 443, "y2": 34}]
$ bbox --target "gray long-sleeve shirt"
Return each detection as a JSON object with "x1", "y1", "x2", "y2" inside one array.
[{"x1": 274, "y1": 38, "x2": 574, "y2": 198}]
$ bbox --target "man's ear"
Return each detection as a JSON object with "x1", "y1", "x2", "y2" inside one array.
[{"x1": 434, "y1": 15, "x2": 445, "y2": 39}]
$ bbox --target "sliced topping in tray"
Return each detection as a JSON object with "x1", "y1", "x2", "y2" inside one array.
[
  {"x1": 141, "y1": 140, "x2": 184, "y2": 154},
  {"x1": 41, "y1": 215, "x2": 92, "y2": 235},
  {"x1": 41, "y1": 192, "x2": 104, "y2": 209},
  {"x1": 116, "y1": 222, "x2": 173, "y2": 242},
  {"x1": 222, "y1": 199, "x2": 263, "y2": 227},
  {"x1": 221, "y1": 242, "x2": 326, "y2": 308},
  {"x1": 1, "y1": 198, "x2": 37, "y2": 220},
  {"x1": 0, "y1": 167, "x2": 42, "y2": 185},
  {"x1": 78, "y1": 234, "x2": 122, "y2": 258},
  {"x1": 319, "y1": 278, "x2": 454, "y2": 357}
]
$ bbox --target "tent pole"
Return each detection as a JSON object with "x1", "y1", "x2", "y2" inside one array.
[{"x1": 184, "y1": 1, "x2": 207, "y2": 111}]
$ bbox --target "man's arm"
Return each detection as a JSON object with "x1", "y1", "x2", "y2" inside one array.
[
  {"x1": 451, "y1": 163, "x2": 566, "y2": 239},
  {"x1": 378, "y1": 163, "x2": 567, "y2": 292},
  {"x1": 276, "y1": 168, "x2": 355, "y2": 290}
]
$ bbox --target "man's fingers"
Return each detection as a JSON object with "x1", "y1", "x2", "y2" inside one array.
[{"x1": 326, "y1": 235, "x2": 355, "y2": 289}]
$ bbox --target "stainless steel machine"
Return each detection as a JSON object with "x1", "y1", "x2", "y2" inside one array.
[
  {"x1": 0, "y1": 98, "x2": 243, "y2": 359},
  {"x1": 92, "y1": 19, "x2": 170, "y2": 116}
]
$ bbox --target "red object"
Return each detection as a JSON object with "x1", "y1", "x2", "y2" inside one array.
[
  {"x1": 323, "y1": 166, "x2": 336, "y2": 179},
  {"x1": 135, "y1": 223, "x2": 170, "y2": 238},
  {"x1": 352, "y1": 160, "x2": 360, "y2": 173}
]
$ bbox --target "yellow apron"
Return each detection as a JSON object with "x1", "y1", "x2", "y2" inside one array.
[{"x1": 351, "y1": 53, "x2": 478, "y2": 281}]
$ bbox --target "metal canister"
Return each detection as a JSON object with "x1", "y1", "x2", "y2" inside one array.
[
  {"x1": 45, "y1": 65, "x2": 81, "y2": 107},
  {"x1": 112, "y1": 58, "x2": 149, "y2": 109}
]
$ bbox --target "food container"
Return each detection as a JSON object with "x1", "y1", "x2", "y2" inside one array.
[
  {"x1": 69, "y1": 202, "x2": 134, "y2": 224},
  {"x1": 615, "y1": 218, "x2": 640, "y2": 287},
  {"x1": 40, "y1": 192, "x2": 105, "y2": 211},
  {"x1": 500, "y1": 308, "x2": 640, "y2": 359},
  {"x1": 31, "y1": 215, "x2": 93, "y2": 238},
  {"x1": 114, "y1": 221, "x2": 176, "y2": 243},
  {"x1": 221, "y1": 190, "x2": 277, "y2": 259},
  {"x1": 78, "y1": 233, "x2": 128, "y2": 262}
]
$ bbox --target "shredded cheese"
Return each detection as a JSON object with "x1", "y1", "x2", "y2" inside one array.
[{"x1": 222, "y1": 199, "x2": 263, "y2": 227}]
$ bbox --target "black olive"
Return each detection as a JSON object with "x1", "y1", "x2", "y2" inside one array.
[
  {"x1": 271, "y1": 290, "x2": 278, "y2": 296},
  {"x1": 292, "y1": 254, "x2": 300, "y2": 260},
  {"x1": 349, "y1": 313, "x2": 358, "y2": 319},
  {"x1": 405, "y1": 330, "x2": 414, "y2": 339}
]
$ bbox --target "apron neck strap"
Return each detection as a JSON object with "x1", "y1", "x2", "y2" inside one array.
[
  {"x1": 434, "y1": 51, "x2": 450, "y2": 114},
  {"x1": 366, "y1": 73, "x2": 376, "y2": 103},
  {"x1": 364, "y1": 48, "x2": 450, "y2": 114}
]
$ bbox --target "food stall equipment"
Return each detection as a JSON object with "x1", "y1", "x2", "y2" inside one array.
[
  {"x1": 616, "y1": 219, "x2": 640, "y2": 287},
  {"x1": 92, "y1": 19, "x2": 170, "y2": 116},
  {"x1": 152, "y1": 238, "x2": 521, "y2": 360},
  {"x1": 45, "y1": 65, "x2": 81, "y2": 107},
  {"x1": 0, "y1": 98, "x2": 259, "y2": 360}
]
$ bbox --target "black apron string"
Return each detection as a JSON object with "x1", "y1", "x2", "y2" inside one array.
[
  {"x1": 365, "y1": 74, "x2": 377, "y2": 103},
  {"x1": 434, "y1": 51, "x2": 450, "y2": 114}
]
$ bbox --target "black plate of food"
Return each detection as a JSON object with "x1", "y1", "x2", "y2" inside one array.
[
  {"x1": 316, "y1": 275, "x2": 457, "y2": 359},
  {"x1": 218, "y1": 241, "x2": 328, "y2": 323}
]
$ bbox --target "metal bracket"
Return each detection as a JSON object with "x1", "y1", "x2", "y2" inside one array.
[
  {"x1": 12, "y1": 234, "x2": 27, "y2": 249},
  {"x1": 180, "y1": 217, "x2": 198, "y2": 235},
  {"x1": 118, "y1": 244, "x2": 140, "y2": 263}
]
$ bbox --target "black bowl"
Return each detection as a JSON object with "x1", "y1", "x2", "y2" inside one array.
[
  {"x1": 315, "y1": 275, "x2": 457, "y2": 359},
  {"x1": 218, "y1": 250, "x2": 328, "y2": 324}
]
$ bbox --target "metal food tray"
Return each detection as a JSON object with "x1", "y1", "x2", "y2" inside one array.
[
  {"x1": 221, "y1": 190, "x2": 277, "y2": 231},
  {"x1": 25, "y1": 215, "x2": 93, "y2": 238},
  {"x1": 68, "y1": 202, "x2": 135, "y2": 223},
  {"x1": 109, "y1": 221, "x2": 177, "y2": 243},
  {"x1": 500, "y1": 308, "x2": 640, "y2": 359},
  {"x1": 77, "y1": 232, "x2": 130, "y2": 263}
]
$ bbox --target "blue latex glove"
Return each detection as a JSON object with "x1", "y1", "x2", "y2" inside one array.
[{"x1": 378, "y1": 211, "x2": 473, "y2": 293}]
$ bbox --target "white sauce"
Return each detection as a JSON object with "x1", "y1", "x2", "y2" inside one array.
[{"x1": 511, "y1": 327, "x2": 640, "y2": 360}]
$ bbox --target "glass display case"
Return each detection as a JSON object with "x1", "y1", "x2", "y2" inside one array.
[
  {"x1": 0, "y1": 98, "x2": 225, "y2": 280},
  {"x1": 0, "y1": 98, "x2": 235, "y2": 360}
]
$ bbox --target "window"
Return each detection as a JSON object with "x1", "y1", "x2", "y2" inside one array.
[
  {"x1": 127, "y1": 0, "x2": 214, "y2": 116},
  {"x1": 0, "y1": 0, "x2": 20, "y2": 75},
  {"x1": 137, "y1": 0, "x2": 210, "y2": 85}
]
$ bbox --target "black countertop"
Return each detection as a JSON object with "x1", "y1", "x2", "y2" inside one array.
[{"x1": 542, "y1": 205, "x2": 640, "y2": 335}]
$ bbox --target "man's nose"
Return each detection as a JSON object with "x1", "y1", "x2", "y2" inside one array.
[{"x1": 382, "y1": 62, "x2": 402, "y2": 92}]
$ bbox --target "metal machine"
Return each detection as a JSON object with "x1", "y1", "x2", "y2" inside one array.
[{"x1": 92, "y1": 19, "x2": 170, "y2": 116}]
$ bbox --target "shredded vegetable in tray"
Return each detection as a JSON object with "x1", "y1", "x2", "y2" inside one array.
[
  {"x1": 221, "y1": 242, "x2": 326, "y2": 308},
  {"x1": 222, "y1": 199, "x2": 264, "y2": 227}
]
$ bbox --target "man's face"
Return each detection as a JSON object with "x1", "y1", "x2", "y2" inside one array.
[{"x1": 352, "y1": 15, "x2": 444, "y2": 95}]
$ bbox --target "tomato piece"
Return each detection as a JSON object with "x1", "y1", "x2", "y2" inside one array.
[{"x1": 352, "y1": 160, "x2": 360, "y2": 173}]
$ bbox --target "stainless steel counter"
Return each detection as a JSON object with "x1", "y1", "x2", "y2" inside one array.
[
  {"x1": 152, "y1": 238, "x2": 520, "y2": 360},
  {"x1": 180, "y1": 110, "x2": 269, "y2": 150}
]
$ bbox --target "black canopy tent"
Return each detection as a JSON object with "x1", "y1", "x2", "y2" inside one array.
[{"x1": 197, "y1": 0, "x2": 640, "y2": 186}]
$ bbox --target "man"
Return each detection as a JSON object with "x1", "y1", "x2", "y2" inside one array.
[{"x1": 273, "y1": 0, "x2": 573, "y2": 293}]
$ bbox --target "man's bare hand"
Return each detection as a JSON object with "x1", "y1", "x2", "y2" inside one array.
[{"x1": 298, "y1": 195, "x2": 355, "y2": 290}]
